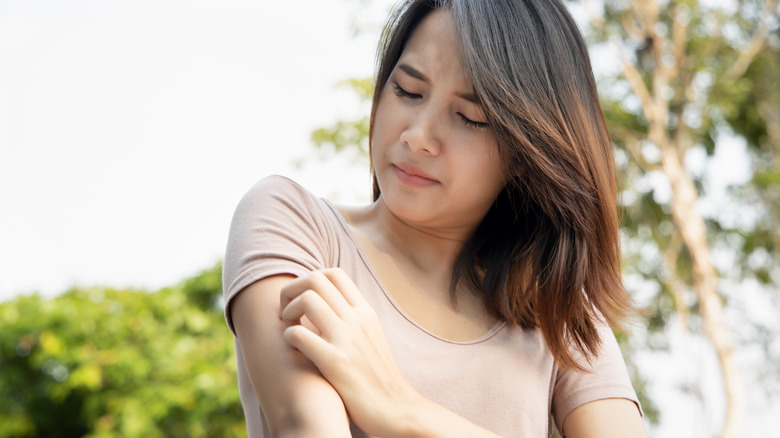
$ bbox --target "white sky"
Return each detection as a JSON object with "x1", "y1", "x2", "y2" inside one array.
[
  {"x1": 0, "y1": 0, "x2": 392, "y2": 299},
  {"x1": 0, "y1": 0, "x2": 776, "y2": 435}
]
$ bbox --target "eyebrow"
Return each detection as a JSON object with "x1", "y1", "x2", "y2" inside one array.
[{"x1": 397, "y1": 63, "x2": 481, "y2": 104}]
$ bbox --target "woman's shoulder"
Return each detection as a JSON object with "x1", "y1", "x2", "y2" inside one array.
[
  {"x1": 243, "y1": 174, "x2": 316, "y2": 202},
  {"x1": 236, "y1": 174, "x2": 329, "y2": 219}
]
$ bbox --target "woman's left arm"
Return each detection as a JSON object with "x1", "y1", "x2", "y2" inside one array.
[
  {"x1": 562, "y1": 398, "x2": 648, "y2": 438},
  {"x1": 279, "y1": 268, "x2": 501, "y2": 438}
]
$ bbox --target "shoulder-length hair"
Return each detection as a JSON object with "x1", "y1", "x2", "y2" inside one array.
[{"x1": 369, "y1": 0, "x2": 635, "y2": 370}]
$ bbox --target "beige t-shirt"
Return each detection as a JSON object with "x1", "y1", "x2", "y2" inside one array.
[{"x1": 223, "y1": 175, "x2": 641, "y2": 437}]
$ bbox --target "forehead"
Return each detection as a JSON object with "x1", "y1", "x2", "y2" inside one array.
[{"x1": 397, "y1": 9, "x2": 466, "y2": 78}]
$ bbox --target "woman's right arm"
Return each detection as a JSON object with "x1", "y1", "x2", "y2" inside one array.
[{"x1": 230, "y1": 274, "x2": 352, "y2": 438}]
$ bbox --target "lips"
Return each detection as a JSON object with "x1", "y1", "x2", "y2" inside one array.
[{"x1": 392, "y1": 163, "x2": 438, "y2": 187}]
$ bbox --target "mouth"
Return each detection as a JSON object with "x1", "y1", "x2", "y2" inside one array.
[{"x1": 392, "y1": 163, "x2": 438, "y2": 187}]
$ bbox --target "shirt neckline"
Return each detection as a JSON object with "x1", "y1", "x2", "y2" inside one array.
[{"x1": 320, "y1": 197, "x2": 506, "y2": 346}]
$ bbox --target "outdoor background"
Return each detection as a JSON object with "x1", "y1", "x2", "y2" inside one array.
[{"x1": 1, "y1": 0, "x2": 778, "y2": 436}]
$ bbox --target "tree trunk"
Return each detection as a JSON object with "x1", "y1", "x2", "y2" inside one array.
[
  {"x1": 654, "y1": 131, "x2": 746, "y2": 438},
  {"x1": 617, "y1": 0, "x2": 749, "y2": 434}
]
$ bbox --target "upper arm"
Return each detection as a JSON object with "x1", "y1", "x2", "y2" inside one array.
[
  {"x1": 223, "y1": 177, "x2": 350, "y2": 436},
  {"x1": 562, "y1": 398, "x2": 647, "y2": 438},
  {"x1": 230, "y1": 275, "x2": 351, "y2": 437},
  {"x1": 551, "y1": 321, "x2": 644, "y2": 433}
]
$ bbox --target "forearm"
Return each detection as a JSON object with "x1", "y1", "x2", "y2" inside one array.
[
  {"x1": 395, "y1": 394, "x2": 502, "y2": 438},
  {"x1": 231, "y1": 275, "x2": 352, "y2": 437}
]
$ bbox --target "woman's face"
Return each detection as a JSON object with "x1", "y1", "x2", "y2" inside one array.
[{"x1": 371, "y1": 9, "x2": 507, "y2": 238}]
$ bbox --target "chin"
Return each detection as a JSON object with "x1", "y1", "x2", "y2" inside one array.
[{"x1": 381, "y1": 189, "x2": 436, "y2": 223}]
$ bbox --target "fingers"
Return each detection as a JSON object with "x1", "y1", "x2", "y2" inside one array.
[
  {"x1": 281, "y1": 289, "x2": 341, "y2": 338},
  {"x1": 321, "y1": 269, "x2": 378, "y2": 327},
  {"x1": 279, "y1": 268, "x2": 367, "y2": 342},
  {"x1": 320, "y1": 268, "x2": 365, "y2": 308},
  {"x1": 280, "y1": 270, "x2": 352, "y2": 318},
  {"x1": 282, "y1": 324, "x2": 333, "y2": 369}
]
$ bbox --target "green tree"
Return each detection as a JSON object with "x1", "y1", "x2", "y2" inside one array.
[
  {"x1": 581, "y1": 0, "x2": 779, "y2": 435},
  {"x1": 0, "y1": 262, "x2": 245, "y2": 438}
]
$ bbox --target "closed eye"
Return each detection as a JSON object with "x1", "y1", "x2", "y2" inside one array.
[
  {"x1": 458, "y1": 113, "x2": 488, "y2": 129},
  {"x1": 392, "y1": 82, "x2": 421, "y2": 100}
]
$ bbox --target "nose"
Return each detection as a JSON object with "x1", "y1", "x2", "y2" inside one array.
[{"x1": 399, "y1": 104, "x2": 442, "y2": 156}]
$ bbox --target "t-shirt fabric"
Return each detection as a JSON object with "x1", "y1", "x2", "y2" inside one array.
[{"x1": 223, "y1": 175, "x2": 642, "y2": 438}]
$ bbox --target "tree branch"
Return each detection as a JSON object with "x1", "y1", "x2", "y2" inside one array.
[
  {"x1": 622, "y1": 58, "x2": 657, "y2": 124},
  {"x1": 663, "y1": 230, "x2": 690, "y2": 332},
  {"x1": 670, "y1": 3, "x2": 688, "y2": 83},
  {"x1": 726, "y1": 0, "x2": 779, "y2": 80},
  {"x1": 619, "y1": 129, "x2": 663, "y2": 172}
]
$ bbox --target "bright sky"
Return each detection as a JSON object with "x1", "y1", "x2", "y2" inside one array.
[
  {"x1": 0, "y1": 0, "x2": 394, "y2": 300},
  {"x1": 0, "y1": 0, "x2": 775, "y2": 435}
]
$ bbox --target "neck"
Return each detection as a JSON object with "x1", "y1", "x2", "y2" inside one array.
[{"x1": 362, "y1": 196, "x2": 470, "y2": 278}]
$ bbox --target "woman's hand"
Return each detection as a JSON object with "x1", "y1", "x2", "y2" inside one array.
[
  {"x1": 230, "y1": 275, "x2": 353, "y2": 437},
  {"x1": 279, "y1": 268, "x2": 420, "y2": 437}
]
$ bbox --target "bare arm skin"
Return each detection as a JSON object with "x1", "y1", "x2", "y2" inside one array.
[
  {"x1": 233, "y1": 270, "x2": 643, "y2": 438},
  {"x1": 562, "y1": 398, "x2": 648, "y2": 438},
  {"x1": 230, "y1": 274, "x2": 352, "y2": 438},
  {"x1": 280, "y1": 268, "x2": 502, "y2": 438},
  {"x1": 280, "y1": 268, "x2": 646, "y2": 438}
]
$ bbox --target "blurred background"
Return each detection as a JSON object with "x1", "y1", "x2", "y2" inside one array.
[{"x1": 0, "y1": 0, "x2": 777, "y2": 436}]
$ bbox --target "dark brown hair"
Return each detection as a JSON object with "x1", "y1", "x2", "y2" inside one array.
[{"x1": 369, "y1": 0, "x2": 635, "y2": 370}]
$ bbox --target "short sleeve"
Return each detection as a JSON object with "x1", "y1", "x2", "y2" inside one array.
[
  {"x1": 222, "y1": 175, "x2": 336, "y2": 335},
  {"x1": 551, "y1": 321, "x2": 643, "y2": 433}
]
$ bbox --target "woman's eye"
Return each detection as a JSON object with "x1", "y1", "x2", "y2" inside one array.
[
  {"x1": 458, "y1": 113, "x2": 488, "y2": 129},
  {"x1": 392, "y1": 82, "x2": 421, "y2": 100},
  {"x1": 392, "y1": 82, "x2": 487, "y2": 129}
]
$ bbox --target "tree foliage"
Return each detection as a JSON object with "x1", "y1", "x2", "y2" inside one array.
[
  {"x1": 0, "y1": 263, "x2": 245, "y2": 438},
  {"x1": 583, "y1": 0, "x2": 779, "y2": 435},
  {"x1": 591, "y1": 0, "x2": 780, "y2": 290},
  {"x1": 310, "y1": 77, "x2": 374, "y2": 158}
]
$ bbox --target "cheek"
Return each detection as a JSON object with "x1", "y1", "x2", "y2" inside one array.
[
  {"x1": 468, "y1": 144, "x2": 507, "y2": 194},
  {"x1": 370, "y1": 101, "x2": 396, "y2": 181},
  {"x1": 370, "y1": 92, "x2": 406, "y2": 158},
  {"x1": 468, "y1": 137, "x2": 504, "y2": 174},
  {"x1": 370, "y1": 94, "x2": 393, "y2": 148}
]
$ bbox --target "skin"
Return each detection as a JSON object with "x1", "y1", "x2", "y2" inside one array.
[
  {"x1": 232, "y1": 9, "x2": 648, "y2": 438},
  {"x1": 231, "y1": 275, "x2": 352, "y2": 437},
  {"x1": 342, "y1": 7, "x2": 507, "y2": 343},
  {"x1": 368, "y1": 12, "x2": 507, "y2": 243}
]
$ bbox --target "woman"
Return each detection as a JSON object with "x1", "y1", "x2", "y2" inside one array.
[{"x1": 224, "y1": 0, "x2": 646, "y2": 436}]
